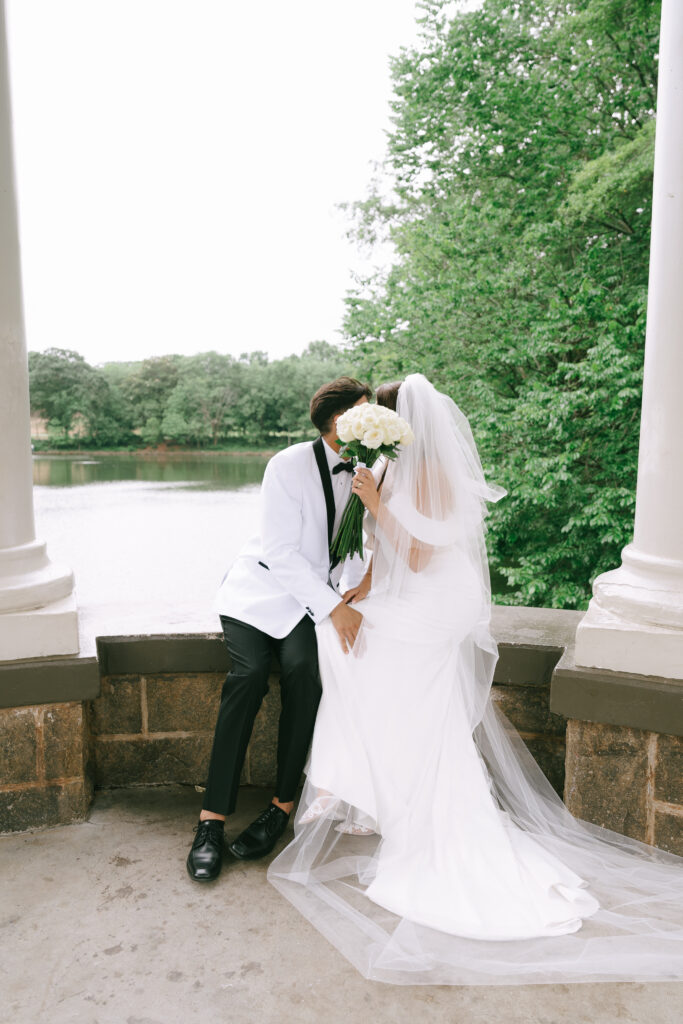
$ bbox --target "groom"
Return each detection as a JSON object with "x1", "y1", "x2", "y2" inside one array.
[{"x1": 187, "y1": 376, "x2": 371, "y2": 881}]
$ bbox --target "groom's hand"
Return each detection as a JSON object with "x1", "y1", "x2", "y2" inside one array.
[{"x1": 330, "y1": 600, "x2": 363, "y2": 654}]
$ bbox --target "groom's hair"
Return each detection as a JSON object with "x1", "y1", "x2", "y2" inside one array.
[{"x1": 310, "y1": 377, "x2": 372, "y2": 434}]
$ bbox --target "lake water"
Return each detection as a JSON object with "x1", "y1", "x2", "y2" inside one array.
[{"x1": 32, "y1": 454, "x2": 270, "y2": 649}]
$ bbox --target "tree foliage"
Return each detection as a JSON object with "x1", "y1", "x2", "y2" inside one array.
[
  {"x1": 28, "y1": 347, "x2": 134, "y2": 446},
  {"x1": 29, "y1": 341, "x2": 357, "y2": 450},
  {"x1": 343, "y1": 0, "x2": 659, "y2": 608}
]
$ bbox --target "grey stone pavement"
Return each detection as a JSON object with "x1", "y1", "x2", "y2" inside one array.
[{"x1": 1, "y1": 786, "x2": 681, "y2": 1024}]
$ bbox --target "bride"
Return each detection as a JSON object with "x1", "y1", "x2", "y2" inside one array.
[{"x1": 268, "y1": 373, "x2": 683, "y2": 985}]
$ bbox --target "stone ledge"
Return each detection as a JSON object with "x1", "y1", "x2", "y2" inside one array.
[
  {"x1": 96, "y1": 634, "x2": 228, "y2": 675},
  {"x1": 0, "y1": 607, "x2": 577, "y2": 713},
  {"x1": 0, "y1": 654, "x2": 99, "y2": 710},
  {"x1": 94, "y1": 606, "x2": 578, "y2": 684},
  {"x1": 550, "y1": 645, "x2": 683, "y2": 738},
  {"x1": 1, "y1": 605, "x2": 681, "y2": 740}
]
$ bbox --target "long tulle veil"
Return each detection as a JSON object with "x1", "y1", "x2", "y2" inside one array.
[{"x1": 268, "y1": 374, "x2": 683, "y2": 985}]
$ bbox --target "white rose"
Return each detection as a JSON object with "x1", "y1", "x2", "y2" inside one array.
[
  {"x1": 352, "y1": 417, "x2": 366, "y2": 440},
  {"x1": 337, "y1": 421, "x2": 355, "y2": 443},
  {"x1": 362, "y1": 427, "x2": 384, "y2": 449},
  {"x1": 360, "y1": 406, "x2": 380, "y2": 428},
  {"x1": 383, "y1": 419, "x2": 402, "y2": 444},
  {"x1": 335, "y1": 411, "x2": 355, "y2": 443}
]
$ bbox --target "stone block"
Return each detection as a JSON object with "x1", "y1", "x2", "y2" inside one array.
[
  {"x1": 0, "y1": 779, "x2": 91, "y2": 833},
  {"x1": 0, "y1": 707, "x2": 38, "y2": 786},
  {"x1": 43, "y1": 703, "x2": 85, "y2": 780},
  {"x1": 146, "y1": 674, "x2": 222, "y2": 733},
  {"x1": 247, "y1": 678, "x2": 281, "y2": 787},
  {"x1": 520, "y1": 735, "x2": 565, "y2": 797},
  {"x1": 56, "y1": 775, "x2": 93, "y2": 823},
  {"x1": 654, "y1": 733, "x2": 683, "y2": 806},
  {"x1": 83, "y1": 703, "x2": 98, "y2": 783},
  {"x1": 94, "y1": 734, "x2": 213, "y2": 788},
  {"x1": 90, "y1": 676, "x2": 142, "y2": 736},
  {"x1": 491, "y1": 684, "x2": 566, "y2": 736},
  {"x1": 564, "y1": 720, "x2": 649, "y2": 842},
  {"x1": 653, "y1": 809, "x2": 683, "y2": 857}
]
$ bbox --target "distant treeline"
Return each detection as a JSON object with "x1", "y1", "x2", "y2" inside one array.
[{"x1": 28, "y1": 342, "x2": 358, "y2": 449}]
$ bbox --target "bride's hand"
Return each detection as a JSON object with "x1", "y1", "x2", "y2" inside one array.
[
  {"x1": 351, "y1": 467, "x2": 380, "y2": 517},
  {"x1": 342, "y1": 574, "x2": 371, "y2": 605}
]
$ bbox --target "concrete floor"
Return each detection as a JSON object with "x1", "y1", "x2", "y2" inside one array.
[{"x1": 0, "y1": 787, "x2": 681, "y2": 1024}]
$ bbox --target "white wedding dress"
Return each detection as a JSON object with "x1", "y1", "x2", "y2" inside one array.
[{"x1": 268, "y1": 374, "x2": 683, "y2": 985}]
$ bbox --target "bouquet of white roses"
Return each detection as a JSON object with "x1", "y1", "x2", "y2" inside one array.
[{"x1": 331, "y1": 403, "x2": 414, "y2": 562}]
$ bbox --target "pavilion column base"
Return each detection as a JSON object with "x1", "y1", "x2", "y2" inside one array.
[
  {"x1": 0, "y1": 595, "x2": 79, "y2": 663},
  {"x1": 575, "y1": 600, "x2": 683, "y2": 680},
  {"x1": 575, "y1": 544, "x2": 683, "y2": 679}
]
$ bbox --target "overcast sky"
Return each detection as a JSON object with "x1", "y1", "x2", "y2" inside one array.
[{"x1": 6, "y1": 0, "x2": 425, "y2": 367}]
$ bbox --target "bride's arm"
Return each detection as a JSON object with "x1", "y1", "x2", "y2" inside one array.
[
  {"x1": 381, "y1": 510, "x2": 434, "y2": 573},
  {"x1": 352, "y1": 466, "x2": 449, "y2": 573}
]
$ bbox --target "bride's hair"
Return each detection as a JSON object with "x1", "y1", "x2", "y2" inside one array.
[{"x1": 376, "y1": 380, "x2": 402, "y2": 411}]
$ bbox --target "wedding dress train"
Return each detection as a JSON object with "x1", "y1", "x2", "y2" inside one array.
[{"x1": 268, "y1": 375, "x2": 683, "y2": 985}]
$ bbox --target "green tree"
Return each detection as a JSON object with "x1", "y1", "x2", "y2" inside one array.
[
  {"x1": 118, "y1": 355, "x2": 181, "y2": 443},
  {"x1": 28, "y1": 348, "x2": 95, "y2": 438},
  {"x1": 343, "y1": 0, "x2": 659, "y2": 608},
  {"x1": 162, "y1": 352, "x2": 240, "y2": 446},
  {"x1": 29, "y1": 347, "x2": 133, "y2": 446},
  {"x1": 29, "y1": 341, "x2": 365, "y2": 451},
  {"x1": 266, "y1": 342, "x2": 358, "y2": 445}
]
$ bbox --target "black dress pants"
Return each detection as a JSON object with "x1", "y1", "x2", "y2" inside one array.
[{"x1": 202, "y1": 614, "x2": 322, "y2": 816}]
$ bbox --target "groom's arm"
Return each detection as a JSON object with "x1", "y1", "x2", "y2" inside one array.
[{"x1": 260, "y1": 456, "x2": 341, "y2": 625}]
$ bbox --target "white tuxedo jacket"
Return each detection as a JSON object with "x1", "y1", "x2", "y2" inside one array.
[{"x1": 215, "y1": 439, "x2": 366, "y2": 638}]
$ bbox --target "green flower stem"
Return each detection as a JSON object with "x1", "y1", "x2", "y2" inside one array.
[
  {"x1": 331, "y1": 492, "x2": 365, "y2": 562},
  {"x1": 330, "y1": 443, "x2": 402, "y2": 563}
]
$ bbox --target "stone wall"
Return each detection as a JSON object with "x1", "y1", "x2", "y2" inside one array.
[
  {"x1": 89, "y1": 671, "x2": 281, "y2": 791},
  {"x1": 87, "y1": 670, "x2": 566, "y2": 797},
  {"x1": 565, "y1": 721, "x2": 683, "y2": 856},
  {"x1": 0, "y1": 702, "x2": 92, "y2": 832},
  {"x1": 0, "y1": 656, "x2": 571, "y2": 834},
  {"x1": 1, "y1": 607, "x2": 681, "y2": 850},
  {"x1": 490, "y1": 681, "x2": 567, "y2": 796}
]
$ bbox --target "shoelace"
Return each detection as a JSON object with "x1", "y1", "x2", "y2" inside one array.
[
  {"x1": 253, "y1": 805, "x2": 287, "y2": 835},
  {"x1": 193, "y1": 821, "x2": 224, "y2": 849}
]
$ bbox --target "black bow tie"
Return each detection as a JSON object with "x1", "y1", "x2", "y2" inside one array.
[{"x1": 332, "y1": 461, "x2": 354, "y2": 475}]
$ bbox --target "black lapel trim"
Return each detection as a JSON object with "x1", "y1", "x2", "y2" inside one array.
[{"x1": 312, "y1": 436, "x2": 335, "y2": 553}]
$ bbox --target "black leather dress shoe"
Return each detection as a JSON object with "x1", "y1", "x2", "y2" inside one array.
[
  {"x1": 186, "y1": 819, "x2": 225, "y2": 882},
  {"x1": 228, "y1": 804, "x2": 290, "y2": 861}
]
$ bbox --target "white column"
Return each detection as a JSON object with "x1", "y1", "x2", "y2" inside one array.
[
  {"x1": 575, "y1": 0, "x2": 683, "y2": 679},
  {"x1": 0, "y1": 0, "x2": 78, "y2": 661}
]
